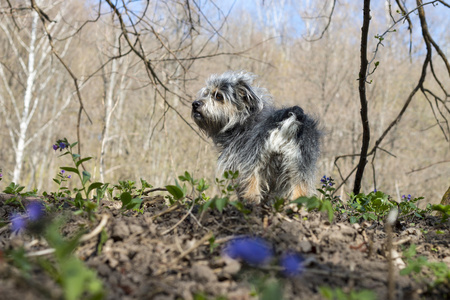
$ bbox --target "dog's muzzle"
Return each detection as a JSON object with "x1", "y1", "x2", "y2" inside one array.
[{"x1": 192, "y1": 100, "x2": 203, "y2": 120}]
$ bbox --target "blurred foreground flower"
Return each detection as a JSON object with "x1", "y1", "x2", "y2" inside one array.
[
  {"x1": 26, "y1": 202, "x2": 45, "y2": 221},
  {"x1": 280, "y1": 252, "x2": 304, "y2": 277},
  {"x1": 224, "y1": 237, "x2": 273, "y2": 266},
  {"x1": 10, "y1": 202, "x2": 45, "y2": 232},
  {"x1": 11, "y1": 213, "x2": 26, "y2": 232}
]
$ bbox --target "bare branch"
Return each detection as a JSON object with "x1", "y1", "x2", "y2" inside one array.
[
  {"x1": 406, "y1": 160, "x2": 450, "y2": 174},
  {"x1": 353, "y1": 0, "x2": 371, "y2": 195},
  {"x1": 304, "y1": 0, "x2": 336, "y2": 42},
  {"x1": 30, "y1": 0, "x2": 92, "y2": 156}
]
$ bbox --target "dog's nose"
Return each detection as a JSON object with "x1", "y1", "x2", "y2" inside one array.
[{"x1": 192, "y1": 100, "x2": 203, "y2": 110}]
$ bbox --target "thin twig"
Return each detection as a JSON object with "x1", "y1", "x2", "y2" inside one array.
[{"x1": 79, "y1": 214, "x2": 109, "y2": 242}]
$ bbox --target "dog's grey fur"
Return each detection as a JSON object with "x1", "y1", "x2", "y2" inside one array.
[{"x1": 192, "y1": 71, "x2": 321, "y2": 203}]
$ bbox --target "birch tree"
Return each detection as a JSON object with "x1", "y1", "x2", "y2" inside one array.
[{"x1": 0, "y1": 2, "x2": 74, "y2": 183}]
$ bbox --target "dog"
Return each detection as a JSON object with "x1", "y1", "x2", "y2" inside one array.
[{"x1": 192, "y1": 71, "x2": 321, "y2": 204}]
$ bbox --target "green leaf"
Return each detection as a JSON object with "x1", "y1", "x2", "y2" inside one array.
[
  {"x1": 97, "y1": 230, "x2": 108, "y2": 254},
  {"x1": 125, "y1": 197, "x2": 143, "y2": 210},
  {"x1": 120, "y1": 192, "x2": 132, "y2": 206},
  {"x1": 260, "y1": 279, "x2": 283, "y2": 300},
  {"x1": 58, "y1": 152, "x2": 71, "y2": 158},
  {"x1": 60, "y1": 167, "x2": 80, "y2": 176},
  {"x1": 76, "y1": 157, "x2": 93, "y2": 167},
  {"x1": 320, "y1": 200, "x2": 334, "y2": 222},
  {"x1": 87, "y1": 182, "x2": 104, "y2": 198},
  {"x1": 73, "y1": 192, "x2": 84, "y2": 209},
  {"x1": 319, "y1": 286, "x2": 333, "y2": 299},
  {"x1": 215, "y1": 197, "x2": 228, "y2": 213},
  {"x1": 140, "y1": 178, "x2": 152, "y2": 189},
  {"x1": 202, "y1": 199, "x2": 213, "y2": 211},
  {"x1": 290, "y1": 196, "x2": 312, "y2": 206},
  {"x1": 70, "y1": 141, "x2": 78, "y2": 148},
  {"x1": 82, "y1": 170, "x2": 91, "y2": 185},
  {"x1": 165, "y1": 185, "x2": 185, "y2": 200}
]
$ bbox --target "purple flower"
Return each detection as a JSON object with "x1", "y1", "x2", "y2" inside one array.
[
  {"x1": 53, "y1": 144, "x2": 58, "y2": 151},
  {"x1": 224, "y1": 237, "x2": 273, "y2": 266},
  {"x1": 11, "y1": 214, "x2": 26, "y2": 232},
  {"x1": 61, "y1": 170, "x2": 65, "y2": 174},
  {"x1": 407, "y1": 194, "x2": 412, "y2": 201},
  {"x1": 280, "y1": 252, "x2": 304, "y2": 277},
  {"x1": 26, "y1": 202, "x2": 44, "y2": 221},
  {"x1": 374, "y1": 189, "x2": 377, "y2": 192},
  {"x1": 59, "y1": 142, "x2": 67, "y2": 149},
  {"x1": 68, "y1": 175, "x2": 71, "y2": 179}
]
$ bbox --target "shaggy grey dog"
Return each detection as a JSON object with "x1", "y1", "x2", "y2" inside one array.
[{"x1": 192, "y1": 71, "x2": 321, "y2": 204}]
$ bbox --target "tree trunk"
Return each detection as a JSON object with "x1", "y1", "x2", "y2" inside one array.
[{"x1": 13, "y1": 11, "x2": 39, "y2": 184}]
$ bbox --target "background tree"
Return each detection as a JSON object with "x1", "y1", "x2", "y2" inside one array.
[{"x1": 0, "y1": 0, "x2": 448, "y2": 203}]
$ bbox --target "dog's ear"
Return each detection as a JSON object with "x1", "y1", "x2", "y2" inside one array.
[{"x1": 235, "y1": 77, "x2": 264, "y2": 113}]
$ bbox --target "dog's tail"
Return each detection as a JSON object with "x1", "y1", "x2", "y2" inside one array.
[{"x1": 278, "y1": 112, "x2": 301, "y2": 139}]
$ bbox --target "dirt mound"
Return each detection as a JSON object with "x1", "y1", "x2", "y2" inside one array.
[{"x1": 1, "y1": 195, "x2": 449, "y2": 299}]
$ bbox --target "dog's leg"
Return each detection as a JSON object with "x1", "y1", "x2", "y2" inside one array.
[
  {"x1": 291, "y1": 183, "x2": 308, "y2": 200},
  {"x1": 242, "y1": 173, "x2": 262, "y2": 204}
]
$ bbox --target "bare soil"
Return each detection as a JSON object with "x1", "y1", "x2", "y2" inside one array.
[{"x1": 0, "y1": 194, "x2": 449, "y2": 300}]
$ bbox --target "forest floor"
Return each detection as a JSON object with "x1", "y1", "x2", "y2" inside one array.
[{"x1": 0, "y1": 194, "x2": 449, "y2": 300}]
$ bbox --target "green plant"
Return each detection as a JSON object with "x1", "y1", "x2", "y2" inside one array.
[
  {"x1": 208, "y1": 235, "x2": 219, "y2": 253},
  {"x1": 7, "y1": 216, "x2": 104, "y2": 300},
  {"x1": 109, "y1": 178, "x2": 153, "y2": 213},
  {"x1": 319, "y1": 286, "x2": 376, "y2": 300},
  {"x1": 202, "y1": 171, "x2": 251, "y2": 215},
  {"x1": 345, "y1": 190, "x2": 395, "y2": 223},
  {"x1": 430, "y1": 204, "x2": 450, "y2": 222},
  {"x1": 52, "y1": 138, "x2": 106, "y2": 217},
  {"x1": 42, "y1": 221, "x2": 105, "y2": 300},
  {"x1": 400, "y1": 244, "x2": 450, "y2": 289},
  {"x1": 338, "y1": 191, "x2": 429, "y2": 224},
  {"x1": 290, "y1": 196, "x2": 334, "y2": 222},
  {"x1": 3, "y1": 182, "x2": 38, "y2": 210},
  {"x1": 42, "y1": 170, "x2": 73, "y2": 206}
]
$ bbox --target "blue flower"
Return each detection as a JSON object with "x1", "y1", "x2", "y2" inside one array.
[
  {"x1": 26, "y1": 202, "x2": 44, "y2": 221},
  {"x1": 280, "y1": 252, "x2": 304, "y2": 277},
  {"x1": 53, "y1": 144, "x2": 58, "y2": 151},
  {"x1": 407, "y1": 194, "x2": 411, "y2": 201},
  {"x1": 11, "y1": 214, "x2": 26, "y2": 232},
  {"x1": 224, "y1": 237, "x2": 273, "y2": 265},
  {"x1": 59, "y1": 142, "x2": 67, "y2": 149}
]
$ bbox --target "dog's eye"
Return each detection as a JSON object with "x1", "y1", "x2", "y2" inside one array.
[{"x1": 215, "y1": 93, "x2": 224, "y2": 101}]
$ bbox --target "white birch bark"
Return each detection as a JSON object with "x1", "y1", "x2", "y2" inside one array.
[{"x1": 12, "y1": 11, "x2": 39, "y2": 183}]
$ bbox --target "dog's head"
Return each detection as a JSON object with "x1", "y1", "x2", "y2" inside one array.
[{"x1": 192, "y1": 71, "x2": 270, "y2": 136}]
